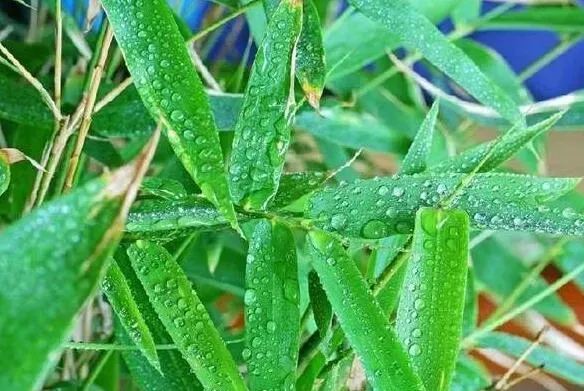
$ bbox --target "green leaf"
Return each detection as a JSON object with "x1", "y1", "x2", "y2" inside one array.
[
  {"x1": 92, "y1": 88, "x2": 243, "y2": 138},
  {"x1": 306, "y1": 230, "x2": 424, "y2": 391},
  {"x1": 400, "y1": 100, "x2": 439, "y2": 175},
  {"x1": 462, "y1": 268, "x2": 478, "y2": 336},
  {"x1": 450, "y1": 355, "x2": 491, "y2": 391},
  {"x1": 347, "y1": 0, "x2": 524, "y2": 125},
  {"x1": 456, "y1": 39, "x2": 531, "y2": 104},
  {"x1": 127, "y1": 240, "x2": 247, "y2": 391},
  {"x1": 429, "y1": 111, "x2": 563, "y2": 174},
  {"x1": 140, "y1": 177, "x2": 188, "y2": 200},
  {"x1": 472, "y1": 236, "x2": 575, "y2": 325},
  {"x1": 556, "y1": 240, "x2": 584, "y2": 291},
  {"x1": 296, "y1": 0, "x2": 326, "y2": 108},
  {"x1": 270, "y1": 171, "x2": 326, "y2": 209},
  {"x1": 0, "y1": 166, "x2": 141, "y2": 391},
  {"x1": 451, "y1": 0, "x2": 481, "y2": 27},
  {"x1": 0, "y1": 152, "x2": 10, "y2": 197},
  {"x1": 113, "y1": 248, "x2": 203, "y2": 391},
  {"x1": 397, "y1": 208, "x2": 469, "y2": 391},
  {"x1": 101, "y1": 0, "x2": 239, "y2": 230},
  {"x1": 477, "y1": 332, "x2": 584, "y2": 385},
  {"x1": 263, "y1": 0, "x2": 326, "y2": 107},
  {"x1": 307, "y1": 173, "x2": 580, "y2": 239},
  {"x1": 483, "y1": 7, "x2": 584, "y2": 33},
  {"x1": 243, "y1": 219, "x2": 300, "y2": 390},
  {"x1": 295, "y1": 106, "x2": 410, "y2": 154},
  {"x1": 308, "y1": 270, "x2": 332, "y2": 337},
  {"x1": 101, "y1": 260, "x2": 160, "y2": 371},
  {"x1": 229, "y1": 0, "x2": 302, "y2": 209},
  {"x1": 0, "y1": 72, "x2": 54, "y2": 130}
]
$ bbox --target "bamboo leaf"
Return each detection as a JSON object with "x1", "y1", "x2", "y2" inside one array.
[
  {"x1": 140, "y1": 177, "x2": 188, "y2": 200},
  {"x1": 263, "y1": 0, "x2": 326, "y2": 108},
  {"x1": 113, "y1": 248, "x2": 203, "y2": 391},
  {"x1": 450, "y1": 355, "x2": 491, "y2": 391},
  {"x1": 308, "y1": 270, "x2": 332, "y2": 337},
  {"x1": 296, "y1": 0, "x2": 326, "y2": 108},
  {"x1": 483, "y1": 7, "x2": 584, "y2": 33},
  {"x1": 397, "y1": 208, "x2": 469, "y2": 391},
  {"x1": 0, "y1": 141, "x2": 155, "y2": 391},
  {"x1": 472, "y1": 236, "x2": 575, "y2": 325},
  {"x1": 0, "y1": 151, "x2": 10, "y2": 197},
  {"x1": 306, "y1": 230, "x2": 424, "y2": 391},
  {"x1": 243, "y1": 219, "x2": 300, "y2": 390},
  {"x1": 0, "y1": 73, "x2": 54, "y2": 130},
  {"x1": 295, "y1": 106, "x2": 410, "y2": 154},
  {"x1": 429, "y1": 112, "x2": 563, "y2": 174},
  {"x1": 347, "y1": 0, "x2": 524, "y2": 125},
  {"x1": 307, "y1": 173, "x2": 581, "y2": 239},
  {"x1": 270, "y1": 171, "x2": 326, "y2": 209},
  {"x1": 400, "y1": 100, "x2": 440, "y2": 175},
  {"x1": 229, "y1": 0, "x2": 303, "y2": 210},
  {"x1": 101, "y1": 0, "x2": 239, "y2": 230},
  {"x1": 102, "y1": 260, "x2": 160, "y2": 371},
  {"x1": 92, "y1": 89, "x2": 243, "y2": 138},
  {"x1": 477, "y1": 332, "x2": 584, "y2": 385},
  {"x1": 127, "y1": 240, "x2": 247, "y2": 391}
]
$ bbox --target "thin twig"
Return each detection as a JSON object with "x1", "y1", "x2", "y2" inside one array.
[
  {"x1": 94, "y1": 76, "x2": 134, "y2": 113},
  {"x1": 188, "y1": 46, "x2": 223, "y2": 91},
  {"x1": 494, "y1": 327, "x2": 548, "y2": 390},
  {"x1": 63, "y1": 24, "x2": 114, "y2": 193},
  {"x1": 0, "y1": 42, "x2": 61, "y2": 120}
]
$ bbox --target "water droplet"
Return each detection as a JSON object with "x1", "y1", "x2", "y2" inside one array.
[
  {"x1": 392, "y1": 187, "x2": 404, "y2": 197},
  {"x1": 362, "y1": 219, "x2": 389, "y2": 239},
  {"x1": 408, "y1": 344, "x2": 421, "y2": 356},
  {"x1": 330, "y1": 213, "x2": 348, "y2": 230},
  {"x1": 244, "y1": 289, "x2": 256, "y2": 305},
  {"x1": 377, "y1": 185, "x2": 389, "y2": 196},
  {"x1": 326, "y1": 257, "x2": 337, "y2": 266}
]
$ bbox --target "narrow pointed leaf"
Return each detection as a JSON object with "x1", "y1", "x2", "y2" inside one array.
[
  {"x1": 140, "y1": 177, "x2": 188, "y2": 200},
  {"x1": 400, "y1": 100, "x2": 440, "y2": 175},
  {"x1": 477, "y1": 332, "x2": 584, "y2": 385},
  {"x1": 114, "y1": 249, "x2": 203, "y2": 391},
  {"x1": 307, "y1": 173, "x2": 581, "y2": 238},
  {"x1": 92, "y1": 88, "x2": 243, "y2": 139},
  {"x1": 483, "y1": 8, "x2": 584, "y2": 33},
  {"x1": 127, "y1": 240, "x2": 247, "y2": 391},
  {"x1": 0, "y1": 158, "x2": 149, "y2": 391},
  {"x1": 296, "y1": 0, "x2": 326, "y2": 108},
  {"x1": 229, "y1": 0, "x2": 302, "y2": 209},
  {"x1": 429, "y1": 112, "x2": 563, "y2": 174},
  {"x1": 263, "y1": 0, "x2": 326, "y2": 108},
  {"x1": 473, "y1": 237, "x2": 575, "y2": 325},
  {"x1": 243, "y1": 219, "x2": 300, "y2": 390},
  {"x1": 270, "y1": 171, "x2": 326, "y2": 209},
  {"x1": 450, "y1": 355, "x2": 491, "y2": 391},
  {"x1": 101, "y1": 0, "x2": 239, "y2": 230},
  {"x1": 308, "y1": 270, "x2": 332, "y2": 337},
  {"x1": 102, "y1": 260, "x2": 160, "y2": 371},
  {"x1": 397, "y1": 208, "x2": 469, "y2": 391},
  {"x1": 347, "y1": 0, "x2": 524, "y2": 125},
  {"x1": 0, "y1": 73, "x2": 54, "y2": 130},
  {"x1": 295, "y1": 106, "x2": 410, "y2": 154},
  {"x1": 306, "y1": 230, "x2": 424, "y2": 391},
  {"x1": 0, "y1": 152, "x2": 10, "y2": 196}
]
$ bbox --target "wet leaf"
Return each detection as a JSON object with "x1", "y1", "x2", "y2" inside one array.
[
  {"x1": 127, "y1": 240, "x2": 247, "y2": 391},
  {"x1": 400, "y1": 100, "x2": 440, "y2": 175},
  {"x1": 308, "y1": 270, "x2": 332, "y2": 337},
  {"x1": 229, "y1": 0, "x2": 302, "y2": 209},
  {"x1": 0, "y1": 147, "x2": 153, "y2": 391},
  {"x1": 429, "y1": 112, "x2": 563, "y2": 174},
  {"x1": 243, "y1": 219, "x2": 300, "y2": 390},
  {"x1": 101, "y1": 260, "x2": 160, "y2": 371},
  {"x1": 306, "y1": 230, "x2": 424, "y2": 391},
  {"x1": 348, "y1": 0, "x2": 524, "y2": 125},
  {"x1": 0, "y1": 151, "x2": 10, "y2": 197},
  {"x1": 270, "y1": 171, "x2": 326, "y2": 209},
  {"x1": 484, "y1": 7, "x2": 584, "y2": 33},
  {"x1": 101, "y1": 0, "x2": 239, "y2": 230},
  {"x1": 307, "y1": 173, "x2": 581, "y2": 239},
  {"x1": 114, "y1": 248, "x2": 203, "y2": 391},
  {"x1": 140, "y1": 177, "x2": 188, "y2": 200},
  {"x1": 397, "y1": 208, "x2": 469, "y2": 391}
]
